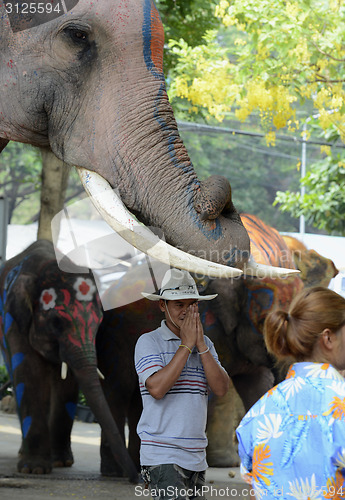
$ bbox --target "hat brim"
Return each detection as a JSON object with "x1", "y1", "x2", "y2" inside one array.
[{"x1": 141, "y1": 292, "x2": 217, "y2": 301}]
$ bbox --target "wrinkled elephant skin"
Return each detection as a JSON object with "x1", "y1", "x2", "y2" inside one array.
[
  {"x1": 0, "y1": 1, "x2": 249, "y2": 270},
  {"x1": 0, "y1": 240, "x2": 137, "y2": 480}
]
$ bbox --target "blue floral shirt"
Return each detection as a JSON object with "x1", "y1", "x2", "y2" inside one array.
[{"x1": 236, "y1": 362, "x2": 345, "y2": 499}]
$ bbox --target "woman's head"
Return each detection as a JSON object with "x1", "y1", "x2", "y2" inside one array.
[{"x1": 264, "y1": 286, "x2": 345, "y2": 367}]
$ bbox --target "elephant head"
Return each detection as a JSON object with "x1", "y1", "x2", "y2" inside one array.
[
  {"x1": 0, "y1": 0, "x2": 293, "y2": 278},
  {"x1": 282, "y1": 235, "x2": 338, "y2": 288},
  {"x1": 0, "y1": 240, "x2": 137, "y2": 480}
]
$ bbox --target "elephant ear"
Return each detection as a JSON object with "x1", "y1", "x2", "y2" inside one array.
[{"x1": 5, "y1": 272, "x2": 39, "y2": 333}]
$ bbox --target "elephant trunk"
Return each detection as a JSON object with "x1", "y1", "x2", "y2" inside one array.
[{"x1": 74, "y1": 365, "x2": 138, "y2": 483}]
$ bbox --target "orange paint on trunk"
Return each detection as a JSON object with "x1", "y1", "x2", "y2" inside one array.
[{"x1": 150, "y1": 7, "x2": 164, "y2": 73}]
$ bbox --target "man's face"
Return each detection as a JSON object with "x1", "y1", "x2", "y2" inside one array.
[{"x1": 159, "y1": 299, "x2": 198, "y2": 333}]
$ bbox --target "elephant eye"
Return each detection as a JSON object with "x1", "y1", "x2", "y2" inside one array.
[{"x1": 64, "y1": 27, "x2": 89, "y2": 44}]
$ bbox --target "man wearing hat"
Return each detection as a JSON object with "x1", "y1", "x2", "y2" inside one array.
[{"x1": 135, "y1": 268, "x2": 230, "y2": 499}]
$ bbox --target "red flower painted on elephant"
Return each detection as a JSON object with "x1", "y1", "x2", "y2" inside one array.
[
  {"x1": 73, "y1": 278, "x2": 96, "y2": 301},
  {"x1": 40, "y1": 288, "x2": 57, "y2": 310}
]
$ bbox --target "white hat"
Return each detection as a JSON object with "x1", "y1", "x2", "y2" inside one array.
[{"x1": 141, "y1": 268, "x2": 217, "y2": 301}]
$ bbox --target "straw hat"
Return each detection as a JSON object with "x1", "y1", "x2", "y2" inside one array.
[{"x1": 141, "y1": 268, "x2": 217, "y2": 301}]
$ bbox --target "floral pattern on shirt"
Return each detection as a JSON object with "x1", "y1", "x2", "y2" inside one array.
[{"x1": 236, "y1": 362, "x2": 345, "y2": 499}]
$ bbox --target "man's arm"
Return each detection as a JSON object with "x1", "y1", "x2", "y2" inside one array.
[
  {"x1": 145, "y1": 346, "x2": 190, "y2": 400},
  {"x1": 196, "y1": 315, "x2": 230, "y2": 397},
  {"x1": 145, "y1": 307, "x2": 198, "y2": 400}
]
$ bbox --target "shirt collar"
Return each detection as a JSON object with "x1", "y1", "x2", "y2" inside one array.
[
  {"x1": 159, "y1": 320, "x2": 181, "y2": 341},
  {"x1": 287, "y1": 361, "x2": 344, "y2": 381}
]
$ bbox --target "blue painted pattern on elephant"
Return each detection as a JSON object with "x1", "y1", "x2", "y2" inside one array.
[
  {"x1": 4, "y1": 261, "x2": 24, "y2": 294},
  {"x1": 246, "y1": 287, "x2": 274, "y2": 336},
  {"x1": 245, "y1": 276, "x2": 304, "y2": 336},
  {"x1": 11, "y1": 352, "x2": 24, "y2": 371},
  {"x1": 22, "y1": 416, "x2": 32, "y2": 439},
  {"x1": 16, "y1": 382, "x2": 25, "y2": 408},
  {"x1": 0, "y1": 262, "x2": 25, "y2": 378}
]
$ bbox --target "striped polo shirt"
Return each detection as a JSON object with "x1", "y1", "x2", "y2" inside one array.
[{"x1": 134, "y1": 320, "x2": 221, "y2": 471}]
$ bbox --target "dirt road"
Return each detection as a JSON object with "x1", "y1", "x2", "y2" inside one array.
[{"x1": 0, "y1": 411, "x2": 250, "y2": 499}]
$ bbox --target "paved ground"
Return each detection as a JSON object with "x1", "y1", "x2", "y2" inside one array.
[{"x1": 0, "y1": 411, "x2": 250, "y2": 499}]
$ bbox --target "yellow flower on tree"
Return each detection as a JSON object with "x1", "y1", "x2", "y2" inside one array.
[{"x1": 168, "y1": 0, "x2": 345, "y2": 141}]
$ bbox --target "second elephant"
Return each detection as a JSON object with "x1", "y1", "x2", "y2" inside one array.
[{"x1": 0, "y1": 240, "x2": 137, "y2": 480}]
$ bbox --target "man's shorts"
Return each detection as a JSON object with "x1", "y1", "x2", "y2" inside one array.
[{"x1": 141, "y1": 464, "x2": 207, "y2": 500}]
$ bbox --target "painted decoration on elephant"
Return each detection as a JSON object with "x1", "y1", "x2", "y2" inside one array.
[
  {"x1": 40, "y1": 288, "x2": 57, "y2": 310},
  {"x1": 245, "y1": 276, "x2": 304, "y2": 336},
  {"x1": 143, "y1": 0, "x2": 164, "y2": 79},
  {"x1": 242, "y1": 213, "x2": 295, "y2": 269},
  {"x1": 73, "y1": 278, "x2": 96, "y2": 301}
]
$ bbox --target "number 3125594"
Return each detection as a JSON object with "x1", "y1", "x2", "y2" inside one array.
[{"x1": 5, "y1": 3, "x2": 62, "y2": 14}]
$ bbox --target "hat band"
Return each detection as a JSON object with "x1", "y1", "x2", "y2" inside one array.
[
  {"x1": 162, "y1": 291, "x2": 199, "y2": 299},
  {"x1": 160, "y1": 285, "x2": 196, "y2": 296}
]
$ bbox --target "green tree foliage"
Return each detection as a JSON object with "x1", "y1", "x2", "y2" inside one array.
[
  {"x1": 166, "y1": 0, "x2": 345, "y2": 234},
  {"x1": 0, "y1": 142, "x2": 41, "y2": 223},
  {"x1": 0, "y1": 143, "x2": 83, "y2": 224},
  {"x1": 156, "y1": 0, "x2": 220, "y2": 72},
  {"x1": 168, "y1": 0, "x2": 345, "y2": 140},
  {"x1": 275, "y1": 151, "x2": 345, "y2": 235},
  {"x1": 178, "y1": 119, "x2": 327, "y2": 232}
]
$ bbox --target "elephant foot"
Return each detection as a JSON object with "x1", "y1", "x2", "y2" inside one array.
[
  {"x1": 17, "y1": 456, "x2": 52, "y2": 474},
  {"x1": 52, "y1": 448, "x2": 74, "y2": 468},
  {"x1": 52, "y1": 446, "x2": 74, "y2": 468},
  {"x1": 52, "y1": 458, "x2": 74, "y2": 468},
  {"x1": 101, "y1": 461, "x2": 125, "y2": 477},
  {"x1": 100, "y1": 440, "x2": 126, "y2": 477}
]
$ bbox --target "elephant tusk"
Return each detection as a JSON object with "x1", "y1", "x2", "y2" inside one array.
[
  {"x1": 243, "y1": 260, "x2": 301, "y2": 278},
  {"x1": 77, "y1": 168, "x2": 243, "y2": 279},
  {"x1": 61, "y1": 362, "x2": 68, "y2": 380},
  {"x1": 97, "y1": 368, "x2": 105, "y2": 380}
]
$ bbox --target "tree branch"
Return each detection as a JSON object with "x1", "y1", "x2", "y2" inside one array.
[{"x1": 310, "y1": 39, "x2": 345, "y2": 62}]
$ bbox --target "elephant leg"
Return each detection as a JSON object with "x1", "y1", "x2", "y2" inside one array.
[
  {"x1": 232, "y1": 365, "x2": 274, "y2": 412},
  {"x1": 127, "y1": 384, "x2": 142, "y2": 471},
  {"x1": 99, "y1": 386, "x2": 127, "y2": 477},
  {"x1": 100, "y1": 417, "x2": 126, "y2": 477},
  {"x1": 100, "y1": 389, "x2": 141, "y2": 476},
  {"x1": 206, "y1": 380, "x2": 245, "y2": 467},
  {"x1": 14, "y1": 350, "x2": 52, "y2": 474},
  {"x1": 49, "y1": 365, "x2": 79, "y2": 468}
]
